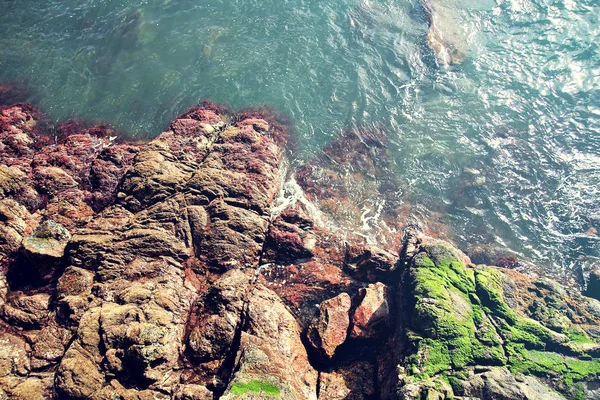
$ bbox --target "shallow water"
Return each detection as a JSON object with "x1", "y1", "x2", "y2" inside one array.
[{"x1": 1, "y1": 0, "x2": 599, "y2": 282}]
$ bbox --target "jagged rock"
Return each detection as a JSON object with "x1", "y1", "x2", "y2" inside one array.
[
  {"x1": 29, "y1": 322, "x2": 71, "y2": 368},
  {"x1": 222, "y1": 283, "x2": 318, "y2": 400},
  {"x1": 173, "y1": 384, "x2": 213, "y2": 400},
  {"x1": 350, "y1": 282, "x2": 391, "y2": 339},
  {"x1": 345, "y1": 244, "x2": 398, "y2": 282},
  {"x1": 0, "y1": 199, "x2": 33, "y2": 263},
  {"x1": 262, "y1": 207, "x2": 315, "y2": 265},
  {"x1": 8, "y1": 376, "x2": 54, "y2": 400},
  {"x1": 187, "y1": 269, "x2": 251, "y2": 365},
  {"x1": 21, "y1": 220, "x2": 71, "y2": 279},
  {"x1": 55, "y1": 345, "x2": 105, "y2": 398},
  {"x1": 0, "y1": 334, "x2": 29, "y2": 378},
  {"x1": 2, "y1": 292, "x2": 50, "y2": 328},
  {"x1": 1, "y1": 101, "x2": 599, "y2": 400},
  {"x1": 307, "y1": 293, "x2": 351, "y2": 358}
]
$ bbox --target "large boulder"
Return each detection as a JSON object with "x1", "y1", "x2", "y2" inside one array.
[{"x1": 307, "y1": 293, "x2": 351, "y2": 359}]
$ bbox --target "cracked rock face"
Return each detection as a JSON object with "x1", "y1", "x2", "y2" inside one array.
[{"x1": 0, "y1": 101, "x2": 600, "y2": 399}]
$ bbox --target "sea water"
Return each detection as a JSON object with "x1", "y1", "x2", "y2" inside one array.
[{"x1": 0, "y1": 0, "x2": 598, "y2": 283}]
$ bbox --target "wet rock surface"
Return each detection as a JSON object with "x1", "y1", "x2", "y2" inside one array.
[{"x1": 0, "y1": 101, "x2": 599, "y2": 399}]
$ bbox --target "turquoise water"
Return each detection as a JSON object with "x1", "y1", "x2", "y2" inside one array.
[{"x1": 1, "y1": 0, "x2": 599, "y2": 282}]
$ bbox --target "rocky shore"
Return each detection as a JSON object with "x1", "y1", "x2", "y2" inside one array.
[{"x1": 1, "y1": 101, "x2": 599, "y2": 399}]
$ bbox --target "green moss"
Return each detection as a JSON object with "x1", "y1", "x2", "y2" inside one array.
[
  {"x1": 406, "y1": 247, "x2": 600, "y2": 397},
  {"x1": 446, "y1": 375, "x2": 465, "y2": 396},
  {"x1": 410, "y1": 339, "x2": 452, "y2": 379},
  {"x1": 563, "y1": 326, "x2": 593, "y2": 345},
  {"x1": 506, "y1": 345, "x2": 600, "y2": 388},
  {"x1": 474, "y1": 268, "x2": 517, "y2": 323},
  {"x1": 230, "y1": 381, "x2": 281, "y2": 396},
  {"x1": 409, "y1": 252, "x2": 505, "y2": 380}
]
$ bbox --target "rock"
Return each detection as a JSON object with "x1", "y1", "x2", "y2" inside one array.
[
  {"x1": 307, "y1": 293, "x2": 351, "y2": 358},
  {"x1": 463, "y1": 367, "x2": 566, "y2": 400},
  {"x1": 9, "y1": 377, "x2": 53, "y2": 400},
  {"x1": 187, "y1": 269, "x2": 251, "y2": 365},
  {"x1": 30, "y1": 322, "x2": 71, "y2": 368},
  {"x1": 222, "y1": 283, "x2": 318, "y2": 400},
  {"x1": 0, "y1": 199, "x2": 33, "y2": 262},
  {"x1": 55, "y1": 346, "x2": 105, "y2": 398},
  {"x1": 173, "y1": 384, "x2": 213, "y2": 400},
  {"x1": 0, "y1": 334, "x2": 30, "y2": 377},
  {"x1": 421, "y1": 0, "x2": 469, "y2": 65},
  {"x1": 318, "y1": 361, "x2": 375, "y2": 400},
  {"x1": 21, "y1": 220, "x2": 71, "y2": 272},
  {"x1": 345, "y1": 244, "x2": 398, "y2": 282},
  {"x1": 2, "y1": 292, "x2": 50, "y2": 328},
  {"x1": 1, "y1": 100, "x2": 599, "y2": 400},
  {"x1": 350, "y1": 282, "x2": 391, "y2": 339}
]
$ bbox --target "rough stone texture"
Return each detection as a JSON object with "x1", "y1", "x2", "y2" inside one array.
[
  {"x1": 351, "y1": 282, "x2": 391, "y2": 340},
  {"x1": 307, "y1": 293, "x2": 352, "y2": 359},
  {"x1": 318, "y1": 362, "x2": 375, "y2": 400},
  {"x1": 0, "y1": 101, "x2": 599, "y2": 399}
]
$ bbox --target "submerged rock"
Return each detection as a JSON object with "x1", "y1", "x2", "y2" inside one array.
[
  {"x1": 0, "y1": 100, "x2": 599, "y2": 399},
  {"x1": 421, "y1": 0, "x2": 470, "y2": 65}
]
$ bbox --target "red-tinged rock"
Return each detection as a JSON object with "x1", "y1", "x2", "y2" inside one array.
[
  {"x1": 262, "y1": 207, "x2": 315, "y2": 265},
  {"x1": 222, "y1": 283, "x2": 318, "y2": 400},
  {"x1": 119, "y1": 106, "x2": 227, "y2": 212},
  {"x1": 1, "y1": 292, "x2": 51, "y2": 329},
  {"x1": 350, "y1": 282, "x2": 391, "y2": 339},
  {"x1": 187, "y1": 269, "x2": 251, "y2": 366},
  {"x1": 259, "y1": 259, "x2": 359, "y2": 327},
  {"x1": 345, "y1": 243, "x2": 399, "y2": 282},
  {"x1": 0, "y1": 199, "x2": 35, "y2": 262},
  {"x1": 307, "y1": 293, "x2": 351, "y2": 359}
]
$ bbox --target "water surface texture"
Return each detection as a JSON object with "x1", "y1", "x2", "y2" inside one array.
[{"x1": 1, "y1": 0, "x2": 599, "y2": 282}]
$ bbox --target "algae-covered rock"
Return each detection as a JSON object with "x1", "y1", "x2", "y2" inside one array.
[{"x1": 396, "y1": 239, "x2": 600, "y2": 399}]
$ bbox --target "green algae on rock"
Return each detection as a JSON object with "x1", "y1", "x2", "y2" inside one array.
[
  {"x1": 229, "y1": 380, "x2": 281, "y2": 396},
  {"x1": 397, "y1": 240, "x2": 600, "y2": 399}
]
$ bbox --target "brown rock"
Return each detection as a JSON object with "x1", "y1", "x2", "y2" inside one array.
[
  {"x1": 30, "y1": 322, "x2": 71, "y2": 368},
  {"x1": 10, "y1": 377, "x2": 53, "y2": 400},
  {"x1": 173, "y1": 384, "x2": 213, "y2": 400},
  {"x1": 21, "y1": 220, "x2": 71, "y2": 279},
  {"x1": 318, "y1": 361, "x2": 375, "y2": 400},
  {"x1": 222, "y1": 283, "x2": 318, "y2": 400},
  {"x1": 350, "y1": 282, "x2": 391, "y2": 339},
  {"x1": 55, "y1": 346, "x2": 105, "y2": 398},
  {"x1": 2, "y1": 292, "x2": 50, "y2": 328},
  {"x1": 0, "y1": 334, "x2": 30, "y2": 377},
  {"x1": 307, "y1": 293, "x2": 351, "y2": 358},
  {"x1": 187, "y1": 270, "x2": 251, "y2": 365},
  {"x1": 345, "y1": 244, "x2": 398, "y2": 282}
]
